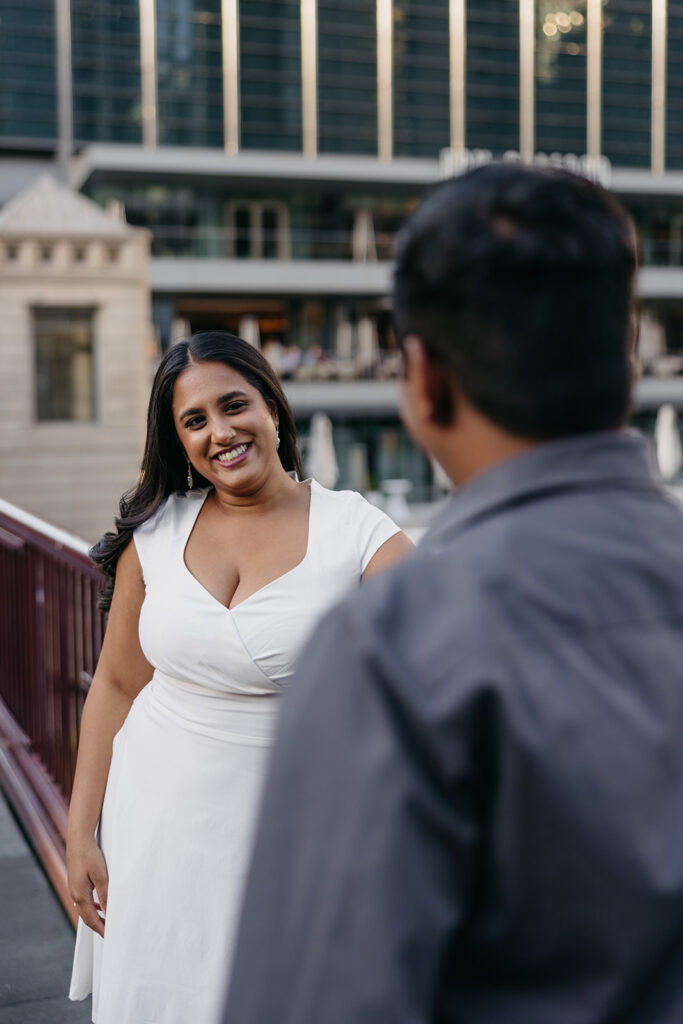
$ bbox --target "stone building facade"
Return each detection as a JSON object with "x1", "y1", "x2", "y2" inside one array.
[{"x1": 0, "y1": 176, "x2": 151, "y2": 542}]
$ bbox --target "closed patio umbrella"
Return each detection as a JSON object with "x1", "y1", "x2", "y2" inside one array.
[
  {"x1": 655, "y1": 403, "x2": 682, "y2": 481},
  {"x1": 306, "y1": 412, "x2": 339, "y2": 489}
]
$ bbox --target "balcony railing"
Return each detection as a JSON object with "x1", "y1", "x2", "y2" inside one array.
[
  {"x1": 134, "y1": 224, "x2": 683, "y2": 268},
  {"x1": 142, "y1": 225, "x2": 396, "y2": 261},
  {"x1": 0, "y1": 498, "x2": 105, "y2": 926}
]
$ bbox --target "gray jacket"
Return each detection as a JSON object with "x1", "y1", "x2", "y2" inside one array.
[{"x1": 224, "y1": 431, "x2": 683, "y2": 1024}]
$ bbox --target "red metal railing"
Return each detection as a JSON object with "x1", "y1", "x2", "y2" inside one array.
[{"x1": 0, "y1": 498, "x2": 105, "y2": 925}]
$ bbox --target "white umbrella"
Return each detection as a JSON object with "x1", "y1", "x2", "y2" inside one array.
[
  {"x1": 171, "y1": 317, "x2": 191, "y2": 346},
  {"x1": 638, "y1": 312, "x2": 665, "y2": 368},
  {"x1": 306, "y1": 412, "x2": 339, "y2": 489},
  {"x1": 351, "y1": 208, "x2": 377, "y2": 262},
  {"x1": 238, "y1": 315, "x2": 261, "y2": 349},
  {"x1": 355, "y1": 316, "x2": 379, "y2": 376},
  {"x1": 347, "y1": 442, "x2": 369, "y2": 493},
  {"x1": 334, "y1": 318, "x2": 354, "y2": 361},
  {"x1": 381, "y1": 478, "x2": 412, "y2": 524},
  {"x1": 655, "y1": 403, "x2": 682, "y2": 480}
]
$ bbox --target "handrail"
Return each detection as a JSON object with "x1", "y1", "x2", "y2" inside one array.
[
  {"x1": 0, "y1": 500, "x2": 106, "y2": 927},
  {"x1": 0, "y1": 496, "x2": 91, "y2": 559}
]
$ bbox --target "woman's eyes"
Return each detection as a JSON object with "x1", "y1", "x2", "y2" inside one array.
[{"x1": 185, "y1": 402, "x2": 246, "y2": 428}]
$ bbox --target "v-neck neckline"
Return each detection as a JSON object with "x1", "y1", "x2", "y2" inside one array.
[{"x1": 181, "y1": 480, "x2": 315, "y2": 612}]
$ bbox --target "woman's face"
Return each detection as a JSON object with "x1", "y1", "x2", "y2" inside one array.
[{"x1": 172, "y1": 360, "x2": 280, "y2": 494}]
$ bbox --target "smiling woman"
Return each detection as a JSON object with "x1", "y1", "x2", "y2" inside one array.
[
  {"x1": 175, "y1": 363, "x2": 281, "y2": 491},
  {"x1": 87, "y1": 331, "x2": 304, "y2": 610},
  {"x1": 65, "y1": 331, "x2": 412, "y2": 1024}
]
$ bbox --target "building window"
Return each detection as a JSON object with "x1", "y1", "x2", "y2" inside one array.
[
  {"x1": 667, "y1": 4, "x2": 683, "y2": 169},
  {"x1": 34, "y1": 308, "x2": 96, "y2": 422},
  {"x1": 156, "y1": 0, "x2": 224, "y2": 147},
  {"x1": 535, "y1": 0, "x2": 588, "y2": 155},
  {"x1": 318, "y1": 0, "x2": 377, "y2": 154},
  {"x1": 603, "y1": 0, "x2": 651, "y2": 169},
  {"x1": 239, "y1": 0, "x2": 302, "y2": 151},
  {"x1": 71, "y1": 0, "x2": 143, "y2": 144},
  {"x1": 466, "y1": 0, "x2": 519, "y2": 155},
  {"x1": 393, "y1": 0, "x2": 450, "y2": 158},
  {"x1": 0, "y1": 0, "x2": 57, "y2": 141},
  {"x1": 225, "y1": 201, "x2": 291, "y2": 258}
]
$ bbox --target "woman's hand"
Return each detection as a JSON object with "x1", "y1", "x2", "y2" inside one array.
[
  {"x1": 66, "y1": 540, "x2": 151, "y2": 940},
  {"x1": 68, "y1": 835, "x2": 109, "y2": 937}
]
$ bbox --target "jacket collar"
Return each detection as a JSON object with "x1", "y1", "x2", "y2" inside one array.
[{"x1": 421, "y1": 430, "x2": 664, "y2": 552}]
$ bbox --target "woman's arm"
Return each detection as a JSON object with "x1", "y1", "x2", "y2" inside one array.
[
  {"x1": 66, "y1": 539, "x2": 153, "y2": 936},
  {"x1": 362, "y1": 532, "x2": 414, "y2": 580}
]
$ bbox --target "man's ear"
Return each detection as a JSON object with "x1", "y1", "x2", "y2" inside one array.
[
  {"x1": 403, "y1": 336, "x2": 455, "y2": 428},
  {"x1": 402, "y1": 336, "x2": 431, "y2": 425}
]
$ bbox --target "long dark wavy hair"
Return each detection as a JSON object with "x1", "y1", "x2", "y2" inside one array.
[{"x1": 92, "y1": 331, "x2": 303, "y2": 610}]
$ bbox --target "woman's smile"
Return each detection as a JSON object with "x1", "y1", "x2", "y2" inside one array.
[
  {"x1": 214, "y1": 442, "x2": 252, "y2": 467},
  {"x1": 172, "y1": 361, "x2": 281, "y2": 493}
]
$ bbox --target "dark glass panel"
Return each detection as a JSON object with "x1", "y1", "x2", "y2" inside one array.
[
  {"x1": 318, "y1": 0, "x2": 376, "y2": 154},
  {"x1": 262, "y1": 206, "x2": 278, "y2": 258},
  {"x1": 667, "y1": 3, "x2": 683, "y2": 169},
  {"x1": 157, "y1": 0, "x2": 224, "y2": 147},
  {"x1": 72, "y1": 0, "x2": 142, "y2": 143},
  {"x1": 0, "y1": 0, "x2": 56, "y2": 140},
  {"x1": 239, "y1": 0, "x2": 301, "y2": 151},
  {"x1": 466, "y1": 0, "x2": 519, "y2": 155},
  {"x1": 235, "y1": 206, "x2": 251, "y2": 258},
  {"x1": 84, "y1": 178, "x2": 422, "y2": 262},
  {"x1": 393, "y1": 0, "x2": 449, "y2": 157},
  {"x1": 34, "y1": 308, "x2": 95, "y2": 422},
  {"x1": 296, "y1": 415, "x2": 433, "y2": 499},
  {"x1": 535, "y1": 1, "x2": 587, "y2": 155},
  {"x1": 603, "y1": 1, "x2": 650, "y2": 168}
]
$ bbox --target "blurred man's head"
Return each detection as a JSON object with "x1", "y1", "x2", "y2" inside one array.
[{"x1": 394, "y1": 163, "x2": 637, "y2": 480}]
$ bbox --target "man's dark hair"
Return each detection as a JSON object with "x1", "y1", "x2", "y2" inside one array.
[{"x1": 393, "y1": 162, "x2": 637, "y2": 438}]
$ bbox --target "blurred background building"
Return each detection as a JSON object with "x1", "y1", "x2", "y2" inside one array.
[
  {"x1": 2, "y1": 0, "x2": 683, "y2": 537},
  {"x1": 0, "y1": 176, "x2": 150, "y2": 538}
]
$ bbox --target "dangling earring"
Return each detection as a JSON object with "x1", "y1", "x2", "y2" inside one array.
[
  {"x1": 276, "y1": 427, "x2": 280, "y2": 450},
  {"x1": 186, "y1": 461, "x2": 193, "y2": 489}
]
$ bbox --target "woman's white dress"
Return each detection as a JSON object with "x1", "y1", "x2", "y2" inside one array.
[{"x1": 69, "y1": 480, "x2": 399, "y2": 1024}]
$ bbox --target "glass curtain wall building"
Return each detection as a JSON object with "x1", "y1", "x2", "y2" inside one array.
[
  {"x1": 466, "y1": 0, "x2": 519, "y2": 155},
  {"x1": 71, "y1": 0, "x2": 142, "y2": 144},
  {"x1": 156, "y1": 0, "x2": 223, "y2": 147},
  {"x1": 0, "y1": 0, "x2": 56, "y2": 142},
  {"x1": 6, "y1": 0, "x2": 683, "y2": 167},
  {"x1": 535, "y1": 1, "x2": 587, "y2": 155},
  {"x1": 393, "y1": 1, "x2": 449, "y2": 158},
  {"x1": 240, "y1": 0, "x2": 302, "y2": 150},
  {"x1": 603, "y1": 0, "x2": 651, "y2": 168},
  {"x1": 5, "y1": 1, "x2": 683, "y2": 494},
  {"x1": 4, "y1": 0, "x2": 683, "y2": 211},
  {"x1": 318, "y1": 0, "x2": 377, "y2": 154}
]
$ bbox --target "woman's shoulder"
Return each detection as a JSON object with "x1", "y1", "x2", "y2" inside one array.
[
  {"x1": 309, "y1": 480, "x2": 361, "y2": 511},
  {"x1": 310, "y1": 481, "x2": 395, "y2": 527},
  {"x1": 134, "y1": 488, "x2": 209, "y2": 540},
  {"x1": 309, "y1": 481, "x2": 401, "y2": 570},
  {"x1": 311, "y1": 480, "x2": 374, "y2": 506}
]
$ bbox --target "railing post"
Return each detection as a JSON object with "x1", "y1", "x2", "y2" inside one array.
[{"x1": 0, "y1": 499, "x2": 106, "y2": 924}]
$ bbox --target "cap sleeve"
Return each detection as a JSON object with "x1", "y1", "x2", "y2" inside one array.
[
  {"x1": 132, "y1": 495, "x2": 172, "y2": 584},
  {"x1": 346, "y1": 491, "x2": 401, "y2": 574}
]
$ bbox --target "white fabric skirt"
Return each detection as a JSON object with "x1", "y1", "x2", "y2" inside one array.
[{"x1": 69, "y1": 673, "x2": 278, "y2": 1024}]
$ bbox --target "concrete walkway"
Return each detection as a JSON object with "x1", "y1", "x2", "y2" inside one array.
[{"x1": 0, "y1": 792, "x2": 92, "y2": 1023}]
